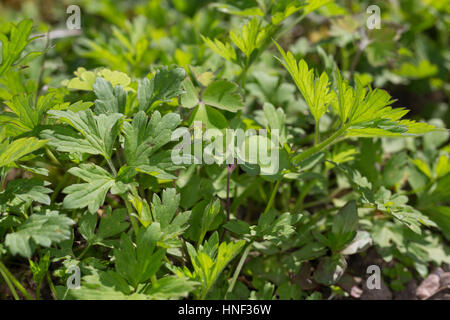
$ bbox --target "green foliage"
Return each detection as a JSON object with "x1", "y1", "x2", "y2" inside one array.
[
  {"x1": 0, "y1": 1, "x2": 449, "y2": 301},
  {"x1": 0, "y1": 19, "x2": 41, "y2": 77},
  {"x1": 5, "y1": 210, "x2": 74, "y2": 258}
]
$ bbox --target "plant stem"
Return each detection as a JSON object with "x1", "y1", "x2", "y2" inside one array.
[
  {"x1": 293, "y1": 179, "x2": 317, "y2": 212},
  {"x1": 228, "y1": 179, "x2": 279, "y2": 294},
  {"x1": 225, "y1": 162, "x2": 237, "y2": 221},
  {"x1": 106, "y1": 158, "x2": 117, "y2": 176},
  {"x1": 77, "y1": 244, "x2": 91, "y2": 259},
  {"x1": 124, "y1": 197, "x2": 140, "y2": 235},
  {"x1": 0, "y1": 260, "x2": 33, "y2": 300},
  {"x1": 35, "y1": 281, "x2": 41, "y2": 300},
  {"x1": 51, "y1": 170, "x2": 71, "y2": 203},
  {"x1": 45, "y1": 147, "x2": 62, "y2": 168},
  {"x1": 0, "y1": 168, "x2": 7, "y2": 191},
  {"x1": 292, "y1": 125, "x2": 348, "y2": 164},
  {"x1": 0, "y1": 266, "x2": 19, "y2": 300},
  {"x1": 46, "y1": 272, "x2": 57, "y2": 300},
  {"x1": 314, "y1": 119, "x2": 320, "y2": 145},
  {"x1": 264, "y1": 179, "x2": 281, "y2": 214},
  {"x1": 227, "y1": 242, "x2": 253, "y2": 294}
]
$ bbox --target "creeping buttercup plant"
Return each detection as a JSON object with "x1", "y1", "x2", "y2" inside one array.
[{"x1": 0, "y1": 0, "x2": 449, "y2": 300}]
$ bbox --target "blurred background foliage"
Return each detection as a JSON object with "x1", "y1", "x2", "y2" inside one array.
[{"x1": 0, "y1": 0, "x2": 448, "y2": 122}]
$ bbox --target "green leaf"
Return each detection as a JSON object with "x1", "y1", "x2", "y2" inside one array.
[
  {"x1": 144, "y1": 276, "x2": 196, "y2": 300},
  {"x1": 333, "y1": 73, "x2": 435, "y2": 137},
  {"x1": 0, "y1": 178, "x2": 52, "y2": 211},
  {"x1": 411, "y1": 158, "x2": 432, "y2": 179},
  {"x1": 201, "y1": 36, "x2": 237, "y2": 63},
  {"x1": 292, "y1": 242, "x2": 328, "y2": 261},
  {"x1": 62, "y1": 164, "x2": 116, "y2": 214},
  {"x1": 122, "y1": 111, "x2": 180, "y2": 168},
  {"x1": 137, "y1": 67, "x2": 186, "y2": 112},
  {"x1": 44, "y1": 110, "x2": 123, "y2": 159},
  {"x1": 79, "y1": 207, "x2": 129, "y2": 246},
  {"x1": 366, "y1": 29, "x2": 397, "y2": 67},
  {"x1": 424, "y1": 206, "x2": 450, "y2": 240},
  {"x1": 0, "y1": 137, "x2": 47, "y2": 168},
  {"x1": 374, "y1": 187, "x2": 437, "y2": 233},
  {"x1": 185, "y1": 200, "x2": 225, "y2": 242},
  {"x1": 393, "y1": 60, "x2": 438, "y2": 79},
  {"x1": 224, "y1": 220, "x2": 251, "y2": 235},
  {"x1": 192, "y1": 104, "x2": 228, "y2": 130},
  {"x1": 184, "y1": 232, "x2": 245, "y2": 299},
  {"x1": 66, "y1": 270, "x2": 195, "y2": 300},
  {"x1": 303, "y1": 0, "x2": 333, "y2": 15},
  {"x1": 202, "y1": 80, "x2": 244, "y2": 113},
  {"x1": 0, "y1": 93, "x2": 56, "y2": 136},
  {"x1": 275, "y1": 42, "x2": 334, "y2": 121},
  {"x1": 435, "y1": 154, "x2": 450, "y2": 179},
  {"x1": 0, "y1": 19, "x2": 41, "y2": 77},
  {"x1": 114, "y1": 223, "x2": 165, "y2": 288},
  {"x1": 271, "y1": 0, "x2": 306, "y2": 25},
  {"x1": 256, "y1": 210, "x2": 301, "y2": 245},
  {"x1": 329, "y1": 201, "x2": 358, "y2": 251},
  {"x1": 29, "y1": 252, "x2": 51, "y2": 286},
  {"x1": 262, "y1": 103, "x2": 287, "y2": 146},
  {"x1": 93, "y1": 78, "x2": 126, "y2": 115},
  {"x1": 313, "y1": 255, "x2": 347, "y2": 285},
  {"x1": 229, "y1": 17, "x2": 265, "y2": 59},
  {"x1": 63, "y1": 67, "x2": 133, "y2": 91},
  {"x1": 65, "y1": 271, "x2": 149, "y2": 300},
  {"x1": 382, "y1": 152, "x2": 408, "y2": 187},
  {"x1": 180, "y1": 78, "x2": 199, "y2": 109},
  {"x1": 5, "y1": 210, "x2": 74, "y2": 258},
  {"x1": 149, "y1": 188, "x2": 190, "y2": 247}
]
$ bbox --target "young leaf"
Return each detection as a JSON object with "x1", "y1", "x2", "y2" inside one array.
[
  {"x1": 333, "y1": 73, "x2": 436, "y2": 137},
  {"x1": 202, "y1": 80, "x2": 244, "y2": 112},
  {"x1": 5, "y1": 210, "x2": 74, "y2": 258},
  {"x1": 149, "y1": 188, "x2": 190, "y2": 247},
  {"x1": 184, "y1": 232, "x2": 245, "y2": 299},
  {"x1": 180, "y1": 78, "x2": 199, "y2": 109},
  {"x1": 114, "y1": 223, "x2": 165, "y2": 288},
  {"x1": 0, "y1": 137, "x2": 47, "y2": 168},
  {"x1": 0, "y1": 20, "x2": 41, "y2": 77},
  {"x1": 192, "y1": 104, "x2": 228, "y2": 130},
  {"x1": 79, "y1": 207, "x2": 130, "y2": 247},
  {"x1": 201, "y1": 36, "x2": 237, "y2": 63},
  {"x1": 185, "y1": 200, "x2": 225, "y2": 242},
  {"x1": 93, "y1": 78, "x2": 126, "y2": 115},
  {"x1": 0, "y1": 178, "x2": 52, "y2": 210},
  {"x1": 62, "y1": 164, "x2": 116, "y2": 214},
  {"x1": 44, "y1": 110, "x2": 123, "y2": 159},
  {"x1": 229, "y1": 17, "x2": 265, "y2": 59},
  {"x1": 137, "y1": 67, "x2": 186, "y2": 112},
  {"x1": 275, "y1": 42, "x2": 334, "y2": 121},
  {"x1": 122, "y1": 111, "x2": 180, "y2": 168},
  {"x1": 64, "y1": 67, "x2": 133, "y2": 91},
  {"x1": 271, "y1": 0, "x2": 306, "y2": 25},
  {"x1": 1, "y1": 93, "x2": 56, "y2": 136}
]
